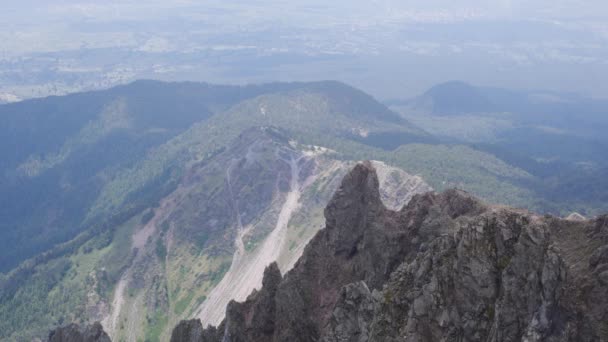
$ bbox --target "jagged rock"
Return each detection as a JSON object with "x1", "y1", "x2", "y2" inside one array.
[
  {"x1": 48, "y1": 322, "x2": 110, "y2": 342},
  {"x1": 170, "y1": 162, "x2": 608, "y2": 342},
  {"x1": 170, "y1": 319, "x2": 224, "y2": 342},
  {"x1": 222, "y1": 262, "x2": 282, "y2": 342},
  {"x1": 171, "y1": 320, "x2": 204, "y2": 342}
]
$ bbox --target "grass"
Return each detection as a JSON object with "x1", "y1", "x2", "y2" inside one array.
[
  {"x1": 100, "y1": 215, "x2": 139, "y2": 291},
  {"x1": 173, "y1": 292, "x2": 194, "y2": 316},
  {"x1": 210, "y1": 262, "x2": 231, "y2": 286},
  {"x1": 145, "y1": 311, "x2": 168, "y2": 342}
]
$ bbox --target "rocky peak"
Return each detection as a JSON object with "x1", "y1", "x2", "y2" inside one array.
[
  {"x1": 260, "y1": 261, "x2": 282, "y2": 291},
  {"x1": 170, "y1": 319, "x2": 223, "y2": 342},
  {"x1": 323, "y1": 161, "x2": 384, "y2": 257},
  {"x1": 221, "y1": 262, "x2": 283, "y2": 342}
]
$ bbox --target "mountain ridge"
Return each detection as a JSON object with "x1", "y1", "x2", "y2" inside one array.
[
  {"x1": 47, "y1": 162, "x2": 608, "y2": 341},
  {"x1": 0, "y1": 79, "x2": 422, "y2": 273},
  {"x1": 168, "y1": 162, "x2": 608, "y2": 341}
]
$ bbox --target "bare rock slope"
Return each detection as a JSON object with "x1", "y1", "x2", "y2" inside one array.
[{"x1": 172, "y1": 162, "x2": 608, "y2": 342}]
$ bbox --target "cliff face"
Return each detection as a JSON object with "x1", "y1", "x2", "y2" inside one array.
[{"x1": 171, "y1": 162, "x2": 608, "y2": 342}]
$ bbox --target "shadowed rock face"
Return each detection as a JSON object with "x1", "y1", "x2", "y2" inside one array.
[
  {"x1": 48, "y1": 322, "x2": 110, "y2": 342},
  {"x1": 170, "y1": 319, "x2": 223, "y2": 342},
  {"x1": 171, "y1": 162, "x2": 608, "y2": 342}
]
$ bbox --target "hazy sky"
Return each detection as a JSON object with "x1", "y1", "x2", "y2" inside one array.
[
  {"x1": 2, "y1": 0, "x2": 606, "y2": 50},
  {"x1": 0, "y1": 1, "x2": 607, "y2": 99},
  {"x1": 3, "y1": 0, "x2": 608, "y2": 21}
]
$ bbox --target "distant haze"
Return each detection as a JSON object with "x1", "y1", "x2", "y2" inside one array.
[{"x1": 0, "y1": 0, "x2": 607, "y2": 100}]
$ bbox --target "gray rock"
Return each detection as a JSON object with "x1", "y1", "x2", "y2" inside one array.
[
  {"x1": 170, "y1": 319, "x2": 223, "y2": 342},
  {"x1": 322, "y1": 281, "x2": 377, "y2": 342},
  {"x1": 171, "y1": 320, "x2": 204, "y2": 342},
  {"x1": 48, "y1": 322, "x2": 110, "y2": 342},
  {"x1": 222, "y1": 262, "x2": 282, "y2": 342}
]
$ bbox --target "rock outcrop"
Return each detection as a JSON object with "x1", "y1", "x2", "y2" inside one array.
[
  {"x1": 171, "y1": 162, "x2": 608, "y2": 342},
  {"x1": 170, "y1": 319, "x2": 223, "y2": 342},
  {"x1": 48, "y1": 322, "x2": 110, "y2": 342}
]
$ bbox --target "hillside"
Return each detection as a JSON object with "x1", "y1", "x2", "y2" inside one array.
[
  {"x1": 0, "y1": 79, "x2": 425, "y2": 273},
  {"x1": 0, "y1": 80, "x2": 305, "y2": 272}
]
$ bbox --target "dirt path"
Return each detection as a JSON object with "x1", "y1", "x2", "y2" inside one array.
[{"x1": 195, "y1": 154, "x2": 303, "y2": 326}]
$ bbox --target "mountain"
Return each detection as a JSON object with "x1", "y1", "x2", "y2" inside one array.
[
  {"x1": 0, "y1": 79, "x2": 426, "y2": 273},
  {"x1": 3, "y1": 79, "x2": 607, "y2": 341},
  {"x1": 0, "y1": 80, "x2": 433, "y2": 341},
  {"x1": 0, "y1": 80, "x2": 301, "y2": 272},
  {"x1": 392, "y1": 81, "x2": 608, "y2": 216},
  {"x1": 407, "y1": 81, "x2": 495, "y2": 116},
  {"x1": 1, "y1": 128, "x2": 430, "y2": 341},
  {"x1": 399, "y1": 81, "x2": 608, "y2": 150},
  {"x1": 169, "y1": 162, "x2": 608, "y2": 342},
  {"x1": 405, "y1": 81, "x2": 608, "y2": 133}
]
